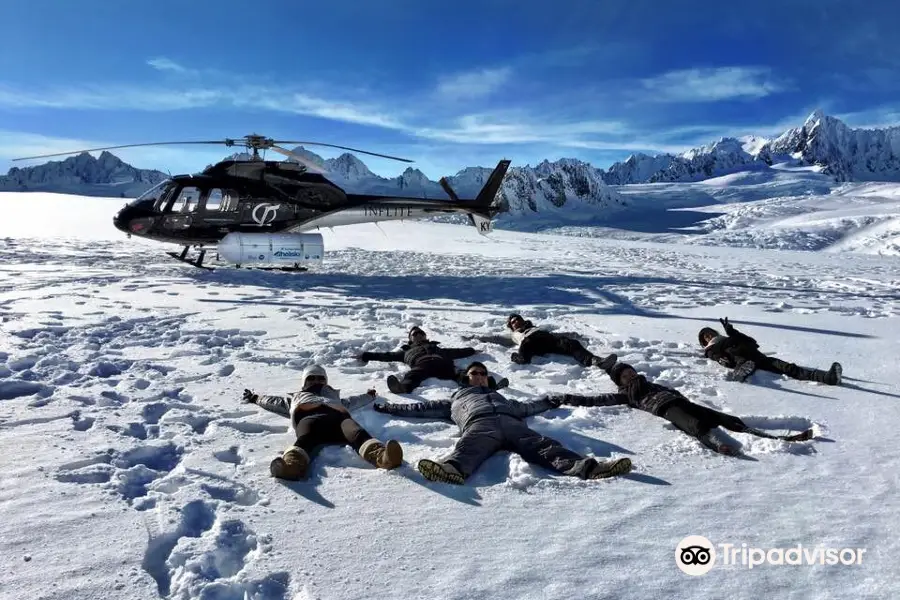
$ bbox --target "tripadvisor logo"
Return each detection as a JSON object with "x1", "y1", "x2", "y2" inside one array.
[
  {"x1": 675, "y1": 535, "x2": 867, "y2": 574},
  {"x1": 676, "y1": 536, "x2": 716, "y2": 576}
]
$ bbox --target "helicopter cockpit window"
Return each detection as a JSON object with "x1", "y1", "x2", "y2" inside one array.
[
  {"x1": 129, "y1": 178, "x2": 172, "y2": 207},
  {"x1": 172, "y1": 187, "x2": 201, "y2": 213}
]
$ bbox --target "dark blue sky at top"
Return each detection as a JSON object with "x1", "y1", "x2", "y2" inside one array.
[{"x1": 0, "y1": 0, "x2": 897, "y2": 178}]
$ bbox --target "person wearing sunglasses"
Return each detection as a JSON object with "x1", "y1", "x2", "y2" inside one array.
[
  {"x1": 472, "y1": 313, "x2": 617, "y2": 369},
  {"x1": 373, "y1": 361, "x2": 633, "y2": 484},
  {"x1": 357, "y1": 326, "x2": 508, "y2": 394},
  {"x1": 242, "y1": 364, "x2": 403, "y2": 480}
]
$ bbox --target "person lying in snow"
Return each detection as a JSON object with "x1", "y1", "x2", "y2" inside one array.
[
  {"x1": 699, "y1": 318, "x2": 842, "y2": 385},
  {"x1": 243, "y1": 364, "x2": 403, "y2": 480},
  {"x1": 548, "y1": 362, "x2": 814, "y2": 456},
  {"x1": 357, "y1": 326, "x2": 508, "y2": 393},
  {"x1": 372, "y1": 361, "x2": 633, "y2": 484},
  {"x1": 472, "y1": 313, "x2": 617, "y2": 369}
]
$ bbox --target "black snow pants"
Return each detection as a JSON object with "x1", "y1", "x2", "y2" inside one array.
[
  {"x1": 751, "y1": 355, "x2": 831, "y2": 382},
  {"x1": 443, "y1": 414, "x2": 589, "y2": 478},
  {"x1": 397, "y1": 359, "x2": 458, "y2": 392},
  {"x1": 519, "y1": 330, "x2": 594, "y2": 366},
  {"x1": 660, "y1": 400, "x2": 749, "y2": 439},
  {"x1": 256, "y1": 398, "x2": 372, "y2": 455}
]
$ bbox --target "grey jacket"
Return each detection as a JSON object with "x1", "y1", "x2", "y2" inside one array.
[
  {"x1": 256, "y1": 386, "x2": 376, "y2": 436},
  {"x1": 377, "y1": 385, "x2": 557, "y2": 431}
]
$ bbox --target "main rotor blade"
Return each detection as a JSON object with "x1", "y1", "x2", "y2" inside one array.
[
  {"x1": 13, "y1": 140, "x2": 230, "y2": 161},
  {"x1": 269, "y1": 145, "x2": 329, "y2": 174},
  {"x1": 273, "y1": 141, "x2": 413, "y2": 163}
]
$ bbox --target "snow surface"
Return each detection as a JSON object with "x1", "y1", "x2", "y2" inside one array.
[
  {"x1": 1, "y1": 190, "x2": 899, "y2": 599},
  {"x1": 547, "y1": 166, "x2": 900, "y2": 256}
]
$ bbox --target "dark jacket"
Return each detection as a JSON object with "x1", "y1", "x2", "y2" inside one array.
[
  {"x1": 361, "y1": 340, "x2": 476, "y2": 369},
  {"x1": 376, "y1": 385, "x2": 557, "y2": 431},
  {"x1": 703, "y1": 325, "x2": 761, "y2": 369},
  {"x1": 552, "y1": 374, "x2": 687, "y2": 416}
]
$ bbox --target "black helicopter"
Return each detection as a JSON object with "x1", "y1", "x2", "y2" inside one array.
[{"x1": 14, "y1": 134, "x2": 510, "y2": 270}]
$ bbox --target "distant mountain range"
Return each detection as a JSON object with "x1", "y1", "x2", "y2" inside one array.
[{"x1": 2, "y1": 111, "x2": 898, "y2": 220}]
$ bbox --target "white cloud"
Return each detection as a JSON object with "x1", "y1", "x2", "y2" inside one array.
[
  {"x1": 435, "y1": 67, "x2": 512, "y2": 100},
  {"x1": 638, "y1": 67, "x2": 787, "y2": 102},
  {"x1": 147, "y1": 58, "x2": 188, "y2": 73}
]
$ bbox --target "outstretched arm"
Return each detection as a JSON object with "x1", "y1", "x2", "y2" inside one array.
[
  {"x1": 341, "y1": 390, "x2": 378, "y2": 412},
  {"x1": 552, "y1": 393, "x2": 630, "y2": 408},
  {"x1": 243, "y1": 389, "x2": 291, "y2": 418},
  {"x1": 508, "y1": 396, "x2": 563, "y2": 418},
  {"x1": 373, "y1": 400, "x2": 452, "y2": 421},
  {"x1": 720, "y1": 318, "x2": 759, "y2": 348},
  {"x1": 358, "y1": 350, "x2": 405, "y2": 363},
  {"x1": 441, "y1": 346, "x2": 478, "y2": 359}
]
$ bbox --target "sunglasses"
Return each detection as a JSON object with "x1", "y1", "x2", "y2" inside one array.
[
  {"x1": 468, "y1": 370, "x2": 488, "y2": 377},
  {"x1": 305, "y1": 375, "x2": 327, "y2": 383}
]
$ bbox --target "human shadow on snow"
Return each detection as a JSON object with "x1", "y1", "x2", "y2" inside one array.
[{"x1": 191, "y1": 270, "x2": 883, "y2": 340}]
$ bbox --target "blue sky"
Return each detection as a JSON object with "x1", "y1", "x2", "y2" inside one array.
[{"x1": 0, "y1": 0, "x2": 898, "y2": 179}]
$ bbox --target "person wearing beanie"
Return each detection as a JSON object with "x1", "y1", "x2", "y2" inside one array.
[
  {"x1": 546, "y1": 362, "x2": 814, "y2": 456},
  {"x1": 471, "y1": 313, "x2": 617, "y2": 369},
  {"x1": 372, "y1": 361, "x2": 632, "y2": 484},
  {"x1": 699, "y1": 317, "x2": 842, "y2": 385},
  {"x1": 242, "y1": 364, "x2": 403, "y2": 480},
  {"x1": 357, "y1": 326, "x2": 508, "y2": 394}
]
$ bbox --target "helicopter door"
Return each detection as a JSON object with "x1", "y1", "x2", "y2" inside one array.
[{"x1": 160, "y1": 186, "x2": 202, "y2": 230}]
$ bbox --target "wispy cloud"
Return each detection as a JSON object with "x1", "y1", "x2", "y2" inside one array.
[
  {"x1": 638, "y1": 67, "x2": 787, "y2": 102},
  {"x1": 147, "y1": 57, "x2": 188, "y2": 73},
  {"x1": 435, "y1": 67, "x2": 512, "y2": 100}
]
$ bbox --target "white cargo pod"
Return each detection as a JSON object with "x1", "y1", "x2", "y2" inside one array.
[{"x1": 218, "y1": 232, "x2": 324, "y2": 265}]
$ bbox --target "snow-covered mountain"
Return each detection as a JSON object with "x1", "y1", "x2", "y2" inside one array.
[
  {"x1": 602, "y1": 111, "x2": 900, "y2": 184},
  {"x1": 287, "y1": 146, "x2": 627, "y2": 219},
  {"x1": 758, "y1": 110, "x2": 900, "y2": 182},
  {"x1": 0, "y1": 151, "x2": 168, "y2": 197}
]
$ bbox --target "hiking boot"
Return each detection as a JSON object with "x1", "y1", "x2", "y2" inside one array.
[
  {"x1": 699, "y1": 429, "x2": 740, "y2": 456},
  {"x1": 826, "y1": 362, "x2": 842, "y2": 385},
  {"x1": 571, "y1": 456, "x2": 632, "y2": 479},
  {"x1": 359, "y1": 438, "x2": 403, "y2": 469},
  {"x1": 269, "y1": 447, "x2": 310, "y2": 481},
  {"x1": 417, "y1": 459, "x2": 465, "y2": 485},
  {"x1": 592, "y1": 353, "x2": 618, "y2": 371},
  {"x1": 386, "y1": 375, "x2": 406, "y2": 394}
]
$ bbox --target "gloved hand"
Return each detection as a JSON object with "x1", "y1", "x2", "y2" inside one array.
[
  {"x1": 545, "y1": 395, "x2": 563, "y2": 407},
  {"x1": 357, "y1": 352, "x2": 371, "y2": 364},
  {"x1": 511, "y1": 352, "x2": 528, "y2": 364},
  {"x1": 242, "y1": 389, "x2": 258, "y2": 404},
  {"x1": 373, "y1": 402, "x2": 388, "y2": 413},
  {"x1": 719, "y1": 317, "x2": 732, "y2": 331},
  {"x1": 366, "y1": 389, "x2": 377, "y2": 397}
]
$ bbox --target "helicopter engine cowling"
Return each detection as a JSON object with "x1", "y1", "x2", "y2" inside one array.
[{"x1": 217, "y1": 232, "x2": 324, "y2": 265}]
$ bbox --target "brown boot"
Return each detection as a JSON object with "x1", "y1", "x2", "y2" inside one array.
[
  {"x1": 359, "y1": 439, "x2": 403, "y2": 469},
  {"x1": 269, "y1": 447, "x2": 310, "y2": 481}
]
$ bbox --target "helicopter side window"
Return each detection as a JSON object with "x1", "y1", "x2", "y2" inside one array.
[
  {"x1": 203, "y1": 188, "x2": 240, "y2": 212},
  {"x1": 172, "y1": 187, "x2": 201, "y2": 213},
  {"x1": 205, "y1": 188, "x2": 223, "y2": 211}
]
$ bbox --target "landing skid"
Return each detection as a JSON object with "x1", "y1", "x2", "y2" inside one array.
[
  {"x1": 165, "y1": 246, "x2": 308, "y2": 272},
  {"x1": 166, "y1": 246, "x2": 213, "y2": 270}
]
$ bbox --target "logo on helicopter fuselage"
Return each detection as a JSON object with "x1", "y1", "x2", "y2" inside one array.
[{"x1": 252, "y1": 203, "x2": 281, "y2": 225}]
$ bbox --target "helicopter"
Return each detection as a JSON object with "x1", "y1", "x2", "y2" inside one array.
[{"x1": 14, "y1": 134, "x2": 510, "y2": 271}]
